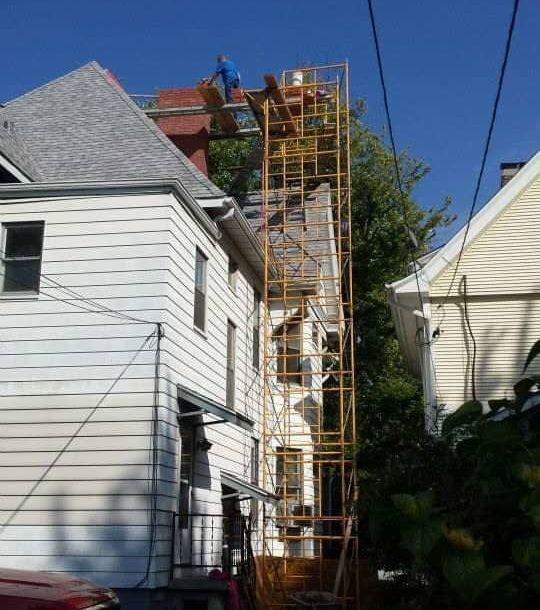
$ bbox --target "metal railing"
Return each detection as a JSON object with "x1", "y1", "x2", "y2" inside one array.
[{"x1": 171, "y1": 512, "x2": 253, "y2": 575}]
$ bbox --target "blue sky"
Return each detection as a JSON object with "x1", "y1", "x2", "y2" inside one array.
[{"x1": 3, "y1": 1, "x2": 538, "y2": 244}]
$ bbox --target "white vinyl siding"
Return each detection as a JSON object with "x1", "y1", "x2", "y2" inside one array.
[{"x1": 0, "y1": 191, "x2": 263, "y2": 588}]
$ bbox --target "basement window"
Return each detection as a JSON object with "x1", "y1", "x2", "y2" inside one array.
[{"x1": 2, "y1": 222, "x2": 44, "y2": 294}]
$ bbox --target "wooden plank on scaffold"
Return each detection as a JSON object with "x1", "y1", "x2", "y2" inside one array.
[
  {"x1": 197, "y1": 83, "x2": 239, "y2": 133},
  {"x1": 264, "y1": 74, "x2": 297, "y2": 135}
]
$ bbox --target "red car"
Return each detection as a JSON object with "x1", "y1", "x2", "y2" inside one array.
[{"x1": 0, "y1": 568, "x2": 120, "y2": 609}]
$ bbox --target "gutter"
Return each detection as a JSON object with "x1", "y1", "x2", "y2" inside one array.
[{"x1": 197, "y1": 195, "x2": 267, "y2": 274}]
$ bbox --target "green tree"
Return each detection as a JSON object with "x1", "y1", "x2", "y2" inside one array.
[
  {"x1": 208, "y1": 136, "x2": 257, "y2": 194},
  {"x1": 349, "y1": 101, "x2": 454, "y2": 517}
]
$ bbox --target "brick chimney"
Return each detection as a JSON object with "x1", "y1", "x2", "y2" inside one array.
[
  {"x1": 156, "y1": 88, "x2": 210, "y2": 175},
  {"x1": 500, "y1": 161, "x2": 526, "y2": 188}
]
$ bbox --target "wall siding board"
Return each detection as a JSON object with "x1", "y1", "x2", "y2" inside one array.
[
  {"x1": 430, "y1": 176, "x2": 540, "y2": 410},
  {"x1": 0, "y1": 190, "x2": 263, "y2": 589}
]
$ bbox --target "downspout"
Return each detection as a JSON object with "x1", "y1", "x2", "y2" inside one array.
[{"x1": 213, "y1": 197, "x2": 236, "y2": 223}]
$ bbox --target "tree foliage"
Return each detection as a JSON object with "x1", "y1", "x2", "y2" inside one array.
[{"x1": 349, "y1": 101, "x2": 454, "y2": 520}]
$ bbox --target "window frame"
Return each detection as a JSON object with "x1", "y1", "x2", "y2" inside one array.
[
  {"x1": 227, "y1": 255, "x2": 238, "y2": 292},
  {"x1": 252, "y1": 289, "x2": 261, "y2": 369},
  {"x1": 193, "y1": 247, "x2": 208, "y2": 332},
  {"x1": 276, "y1": 322, "x2": 302, "y2": 385},
  {"x1": 250, "y1": 437, "x2": 260, "y2": 486},
  {"x1": 1, "y1": 221, "x2": 45, "y2": 295},
  {"x1": 226, "y1": 319, "x2": 236, "y2": 409},
  {"x1": 275, "y1": 447, "x2": 303, "y2": 495}
]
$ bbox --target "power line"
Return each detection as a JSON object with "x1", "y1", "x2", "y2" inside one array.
[
  {"x1": 0, "y1": 329, "x2": 158, "y2": 536},
  {"x1": 0, "y1": 258, "x2": 155, "y2": 326},
  {"x1": 366, "y1": 0, "x2": 441, "y2": 401},
  {"x1": 136, "y1": 323, "x2": 163, "y2": 587},
  {"x1": 438, "y1": 0, "x2": 520, "y2": 312},
  {"x1": 366, "y1": 0, "x2": 429, "y2": 321}
]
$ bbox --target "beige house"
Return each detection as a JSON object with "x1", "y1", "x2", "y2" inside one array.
[{"x1": 388, "y1": 153, "x2": 540, "y2": 427}]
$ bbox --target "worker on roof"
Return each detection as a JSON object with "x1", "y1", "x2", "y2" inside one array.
[{"x1": 207, "y1": 54, "x2": 241, "y2": 103}]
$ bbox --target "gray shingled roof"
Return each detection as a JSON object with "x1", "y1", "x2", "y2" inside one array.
[
  {"x1": 0, "y1": 62, "x2": 223, "y2": 198},
  {"x1": 0, "y1": 119, "x2": 43, "y2": 180},
  {"x1": 239, "y1": 184, "x2": 334, "y2": 284}
]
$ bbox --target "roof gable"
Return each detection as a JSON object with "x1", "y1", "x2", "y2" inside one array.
[
  {"x1": 2, "y1": 62, "x2": 223, "y2": 199},
  {"x1": 392, "y1": 151, "x2": 540, "y2": 295}
]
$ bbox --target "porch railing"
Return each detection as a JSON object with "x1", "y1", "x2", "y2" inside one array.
[{"x1": 171, "y1": 512, "x2": 254, "y2": 575}]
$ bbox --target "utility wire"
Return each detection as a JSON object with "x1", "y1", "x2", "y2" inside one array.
[
  {"x1": 0, "y1": 255, "x2": 155, "y2": 326},
  {"x1": 462, "y1": 276, "x2": 478, "y2": 400},
  {"x1": 366, "y1": 0, "x2": 428, "y2": 322},
  {"x1": 438, "y1": 0, "x2": 520, "y2": 312},
  {"x1": 136, "y1": 322, "x2": 163, "y2": 587},
  {"x1": 0, "y1": 329, "x2": 158, "y2": 536},
  {"x1": 366, "y1": 0, "x2": 441, "y2": 405}
]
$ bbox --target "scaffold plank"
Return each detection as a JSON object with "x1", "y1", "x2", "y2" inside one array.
[
  {"x1": 264, "y1": 74, "x2": 297, "y2": 135},
  {"x1": 196, "y1": 83, "x2": 239, "y2": 133}
]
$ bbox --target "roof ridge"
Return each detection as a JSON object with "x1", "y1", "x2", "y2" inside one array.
[
  {"x1": 5, "y1": 62, "x2": 101, "y2": 106},
  {"x1": 88, "y1": 63, "x2": 224, "y2": 198}
]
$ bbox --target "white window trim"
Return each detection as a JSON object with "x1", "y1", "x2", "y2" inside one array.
[
  {"x1": 0, "y1": 153, "x2": 31, "y2": 183},
  {"x1": 1, "y1": 221, "x2": 44, "y2": 297},
  {"x1": 193, "y1": 247, "x2": 208, "y2": 333}
]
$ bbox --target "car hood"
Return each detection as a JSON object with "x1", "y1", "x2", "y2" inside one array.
[{"x1": 0, "y1": 568, "x2": 117, "y2": 609}]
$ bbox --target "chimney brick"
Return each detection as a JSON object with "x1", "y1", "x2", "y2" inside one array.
[
  {"x1": 500, "y1": 161, "x2": 526, "y2": 188},
  {"x1": 156, "y1": 88, "x2": 210, "y2": 176}
]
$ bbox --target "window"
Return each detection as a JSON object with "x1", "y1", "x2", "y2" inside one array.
[
  {"x1": 226, "y1": 320, "x2": 236, "y2": 409},
  {"x1": 276, "y1": 323, "x2": 302, "y2": 385},
  {"x1": 275, "y1": 447, "x2": 303, "y2": 495},
  {"x1": 2, "y1": 222, "x2": 44, "y2": 293},
  {"x1": 252, "y1": 289, "x2": 261, "y2": 369},
  {"x1": 193, "y1": 248, "x2": 207, "y2": 331},
  {"x1": 312, "y1": 322, "x2": 319, "y2": 349},
  {"x1": 228, "y1": 255, "x2": 238, "y2": 291},
  {"x1": 250, "y1": 437, "x2": 259, "y2": 485}
]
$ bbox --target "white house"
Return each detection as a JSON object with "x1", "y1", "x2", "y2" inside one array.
[
  {"x1": 0, "y1": 62, "x2": 340, "y2": 609},
  {"x1": 388, "y1": 155, "x2": 540, "y2": 427},
  {"x1": 0, "y1": 62, "x2": 272, "y2": 609}
]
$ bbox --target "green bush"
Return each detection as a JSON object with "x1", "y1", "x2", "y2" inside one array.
[{"x1": 364, "y1": 346, "x2": 540, "y2": 609}]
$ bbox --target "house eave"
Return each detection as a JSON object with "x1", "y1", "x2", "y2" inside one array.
[
  {"x1": 197, "y1": 196, "x2": 266, "y2": 278},
  {"x1": 0, "y1": 178, "x2": 221, "y2": 240}
]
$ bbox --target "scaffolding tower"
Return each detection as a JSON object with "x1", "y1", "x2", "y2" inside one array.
[
  {"x1": 142, "y1": 61, "x2": 358, "y2": 609},
  {"x1": 245, "y1": 63, "x2": 357, "y2": 609}
]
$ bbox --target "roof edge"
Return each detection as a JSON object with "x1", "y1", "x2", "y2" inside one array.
[
  {"x1": 0, "y1": 178, "x2": 220, "y2": 239},
  {"x1": 391, "y1": 150, "x2": 540, "y2": 294}
]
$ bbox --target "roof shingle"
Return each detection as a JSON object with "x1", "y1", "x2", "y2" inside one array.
[{"x1": 1, "y1": 62, "x2": 223, "y2": 199}]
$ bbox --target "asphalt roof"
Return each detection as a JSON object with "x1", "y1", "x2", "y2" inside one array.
[
  {"x1": 0, "y1": 62, "x2": 223, "y2": 199},
  {"x1": 239, "y1": 184, "x2": 334, "y2": 284}
]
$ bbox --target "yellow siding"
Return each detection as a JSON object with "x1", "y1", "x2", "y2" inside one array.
[
  {"x1": 432, "y1": 176, "x2": 540, "y2": 297},
  {"x1": 432, "y1": 297, "x2": 540, "y2": 409},
  {"x1": 428, "y1": 174, "x2": 540, "y2": 410}
]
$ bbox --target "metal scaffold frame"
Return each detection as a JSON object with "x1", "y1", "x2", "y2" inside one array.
[{"x1": 252, "y1": 63, "x2": 358, "y2": 609}]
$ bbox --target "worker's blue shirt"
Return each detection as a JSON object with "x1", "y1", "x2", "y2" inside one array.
[{"x1": 216, "y1": 60, "x2": 239, "y2": 85}]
